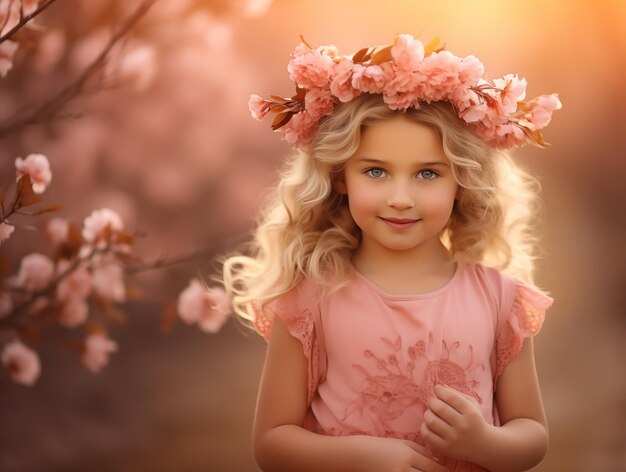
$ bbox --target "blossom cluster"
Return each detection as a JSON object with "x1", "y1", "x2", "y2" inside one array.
[
  {"x1": 1, "y1": 154, "x2": 231, "y2": 387},
  {"x1": 249, "y1": 34, "x2": 562, "y2": 149}
]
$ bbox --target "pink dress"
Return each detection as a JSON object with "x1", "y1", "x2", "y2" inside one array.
[{"x1": 254, "y1": 262, "x2": 554, "y2": 471}]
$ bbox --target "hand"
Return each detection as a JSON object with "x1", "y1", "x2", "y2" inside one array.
[
  {"x1": 348, "y1": 435, "x2": 449, "y2": 472},
  {"x1": 420, "y1": 384, "x2": 489, "y2": 462}
]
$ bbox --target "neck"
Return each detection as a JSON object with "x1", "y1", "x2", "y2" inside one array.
[{"x1": 352, "y1": 237, "x2": 455, "y2": 279}]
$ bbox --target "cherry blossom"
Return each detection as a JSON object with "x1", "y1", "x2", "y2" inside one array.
[
  {"x1": 81, "y1": 333, "x2": 118, "y2": 373},
  {"x1": 493, "y1": 74, "x2": 527, "y2": 114},
  {"x1": 91, "y1": 263, "x2": 126, "y2": 303},
  {"x1": 15, "y1": 253, "x2": 55, "y2": 292},
  {"x1": 21, "y1": 0, "x2": 39, "y2": 16},
  {"x1": 329, "y1": 59, "x2": 360, "y2": 103},
  {"x1": 391, "y1": 33, "x2": 425, "y2": 71},
  {"x1": 116, "y1": 45, "x2": 157, "y2": 92},
  {"x1": 0, "y1": 39, "x2": 18, "y2": 77},
  {"x1": 44, "y1": 217, "x2": 70, "y2": 245},
  {"x1": 0, "y1": 222, "x2": 15, "y2": 245},
  {"x1": 58, "y1": 298, "x2": 89, "y2": 328},
  {"x1": 15, "y1": 154, "x2": 52, "y2": 194},
  {"x1": 304, "y1": 88, "x2": 334, "y2": 120},
  {"x1": 417, "y1": 50, "x2": 462, "y2": 102},
  {"x1": 177, "y1": 279, "x2": 230, "y2": 333},
  {"x1": 0, "y1": 1, "x2": 20, "y2": 36},
  {"x1": 288, "y1": 43, "x2": 334, "y2": 89},
  {"x1": 248, "y1": 94, "x2": 269, "y2": 120},
  {"x1": 1, "y1": 340, "x2": 41, "y2": 386},
  {"x1": 81, "y1": 208, "x2": 124, "y2": 248},
  {"x1": 56, "y1": 259, "x2": 92, "y2": 304}
]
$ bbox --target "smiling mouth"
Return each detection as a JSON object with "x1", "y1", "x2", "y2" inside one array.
[{"x1": 380, "y1": 217, "x2": 421, "y2": 228}]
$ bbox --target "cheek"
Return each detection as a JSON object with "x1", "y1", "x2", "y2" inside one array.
[
  {"x1": 420, "y1": 188, "x2": 457, "y2": 217},
  {"x1": 346, "y1": 182, "x2": 380, "y2": 218}
]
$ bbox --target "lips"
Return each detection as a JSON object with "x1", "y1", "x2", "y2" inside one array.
[{"x1": 380, "y1": 217, "x2": 420, "y2": 229}]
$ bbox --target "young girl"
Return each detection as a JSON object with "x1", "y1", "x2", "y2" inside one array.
[{"x1": 223, "y1": 34, "x2": 561, "y2": 472}]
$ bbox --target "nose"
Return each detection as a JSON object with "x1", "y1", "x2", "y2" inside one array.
[{"x1": 386, "y1": 180, "x2": 415, "y2": 210}]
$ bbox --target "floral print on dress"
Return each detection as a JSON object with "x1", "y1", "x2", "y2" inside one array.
[{"x1": 343, "y1": 331, "x2": 486, "y2": 432}]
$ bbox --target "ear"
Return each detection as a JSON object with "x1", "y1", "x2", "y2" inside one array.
[{"x1": 333, "y1": 172, "x2": 348, "y2": 195}]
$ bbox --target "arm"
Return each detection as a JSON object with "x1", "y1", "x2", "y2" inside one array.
[
  {"x1": 421, "y1": 337, "x2": 548, "y2": 471},
  {"x1": 253, "y1": 317, "x2": 448, "y2": 472}
]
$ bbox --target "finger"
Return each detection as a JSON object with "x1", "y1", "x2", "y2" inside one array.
[
  {"x1": 403, "y1": 440, "x2": 430, "y2": 456},
  {"x1": 423, "y1": 408, "x2": 453, "y2": 438},
  {"x1": 420, "y1": 421, "x2": 446, "y2": 452},
  {"x1": 434, "y1": 384, "x2": 470, "y2": 414},
  {"x1": 427, "y1": 397, "x2": 458, "y2": 427}
]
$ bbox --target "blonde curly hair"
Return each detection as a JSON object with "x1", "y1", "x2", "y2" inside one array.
[{"x1": 220, "y1": 94, "x2": 549, "y2": 327}]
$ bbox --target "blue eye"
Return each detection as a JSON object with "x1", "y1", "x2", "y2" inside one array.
[
  {"x1": 418, "y1": 169, "x2": 439, "y2": 180},
  {"x1": 365, "y1": 168, "x2": 385, "y2": 178}
]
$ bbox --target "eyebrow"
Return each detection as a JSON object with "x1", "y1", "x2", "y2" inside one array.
[{"x1": 355, "y1": 157, "x2": 450, "y2": 167}]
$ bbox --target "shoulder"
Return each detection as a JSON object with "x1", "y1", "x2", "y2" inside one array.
[
  {"x1": 255, "y1": 277, "x2": 325, "y2": 339},
  {"x1": 460, "y1": 263, "x2": 516, "y2": 310}
]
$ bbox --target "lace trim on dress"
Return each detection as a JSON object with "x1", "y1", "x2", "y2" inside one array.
[
  {"x1": 253, "y1": 286, "x2": 323, "y2": 406},
  {"x1": 494, "y1": 281, "x2": 554, "y2": 380}
]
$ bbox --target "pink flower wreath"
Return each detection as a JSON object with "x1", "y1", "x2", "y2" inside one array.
[{"x1": 248, "y1": 34, "x2": 562, "y2": 149}]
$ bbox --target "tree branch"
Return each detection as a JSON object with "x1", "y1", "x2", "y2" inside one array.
[
  {"x1": 0, "y1": 0, "x2": 58, "y2": 43},
  {"x1": 0, "y1": 0, "x2": 159, "y2": 140}
]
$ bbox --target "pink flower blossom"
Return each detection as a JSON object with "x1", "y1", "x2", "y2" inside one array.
[
  {"x1": 330, "y1": 59, "x2": 360, "y2": 103},
  {"x1": 382, "y1": 88, "x2": 421, "y2": 111},
  {"x1": 383, "y1": 66, "x2": 421, "y2": 111},
  {"x1": 81, "y1": 333, "x2": 118, "y2": 373},
  {"x1": 56, "y1": 259, "x2": 92, "y2": 303},
  {"x1": 1, "y1": 340, "x2": 41, "y2": 386},
  {"x1": 475, "y1": 122, "x2": 526, "y2": 149},
  {"x1": 517, "y1": 93, "x2": 562, "y2": 130},
  {"x1": 0, "y1": 222, "x2": 15, "y2": 245},
  {"x1": 493, "y1": 74, "x2": 527, "y2": 114},
  {"x1": 248, "y1": 94, "x2": 270, "y2": 120},
  {"x1": 82, "y1": 208, "x2": 124, "y2": 247},
  {"x1": 0, "y1": 292, "x2": 12, "y2": 318},
  {"x1": 21, "y1": 0, "x2": 39, "y2": 16},
  {"x1": 352, "y1": 62, "x2": 393, "y2": 94},
  {"x1": 304, "y1": 87, "x2": 334, "y2": 120},
  {"x1": 288, "y1": 43, "x2": 334, "y2": 89},
  {"x1": 460, "y1": 100, "x2": 488, "y2": 123},
  {"x1": 391, "y1": 34, "x2": 424, "y2": 71},
  {"x1": 280, "y1": 111, "x2": 317, "y2": 147},
  {"x1": 317, "y1": 44, "x2": 339, "y2": 60},
  {"x1": 417, "y1": 51, "x2": 462, "y2": 102},
  {"x1": 177, "y1": 279, "x2": 230, "y2": 333},
  {"x1": 91, "y1": 264, "x2": 125, "y2": 303},
  {"x1": 458, "y1": 55, "x2": 484, "y2": 87},
  {"x1": 0, "y1": 1, "x2": 19, "y2": 36},
  {"x1": 16, "y1": 253, "x2": 55, "y2": 292},
  {"x1": 15, "y1": 154, "x2": 52, "y2": 194},
  {"x1": 330, "y1": 59, "x2": 361, "y2": 103},
  {"x1": 44, "y1": 217, "x2": 69, "y2": 245},
  {"x1": 0, "y1": 39, "x2": 18, "y2": 77},
  {"x1": 116, "y1": 45, "x2": 157, "y2": 92},
  {"x1": 58, "y1": 298, "x2": 89, "y2": 328}
]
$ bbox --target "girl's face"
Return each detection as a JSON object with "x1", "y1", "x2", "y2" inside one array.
[{"x1": 336, "y1": 115, "x2": 459, "y2": 257}]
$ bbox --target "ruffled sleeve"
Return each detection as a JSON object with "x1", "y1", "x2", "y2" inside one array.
[
  {"x1": 494, "y1": 278, "x2": 554, "y2": 381},
  {"x1": 252, "y1": 279, "x2": 326, "y2": 407}
]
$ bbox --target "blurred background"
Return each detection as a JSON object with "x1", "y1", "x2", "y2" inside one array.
[{"x1": 1, "y1": 0, "x2": 625, "y2": 470}]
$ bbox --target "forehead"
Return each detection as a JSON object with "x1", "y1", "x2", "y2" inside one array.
[{"x1": 352, "y1": 115, "x2": 448, "y2": 164}]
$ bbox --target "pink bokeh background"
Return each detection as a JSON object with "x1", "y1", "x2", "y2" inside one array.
[{"x1": 1, "y1": 0, "x2": 625, "y2": 470}]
